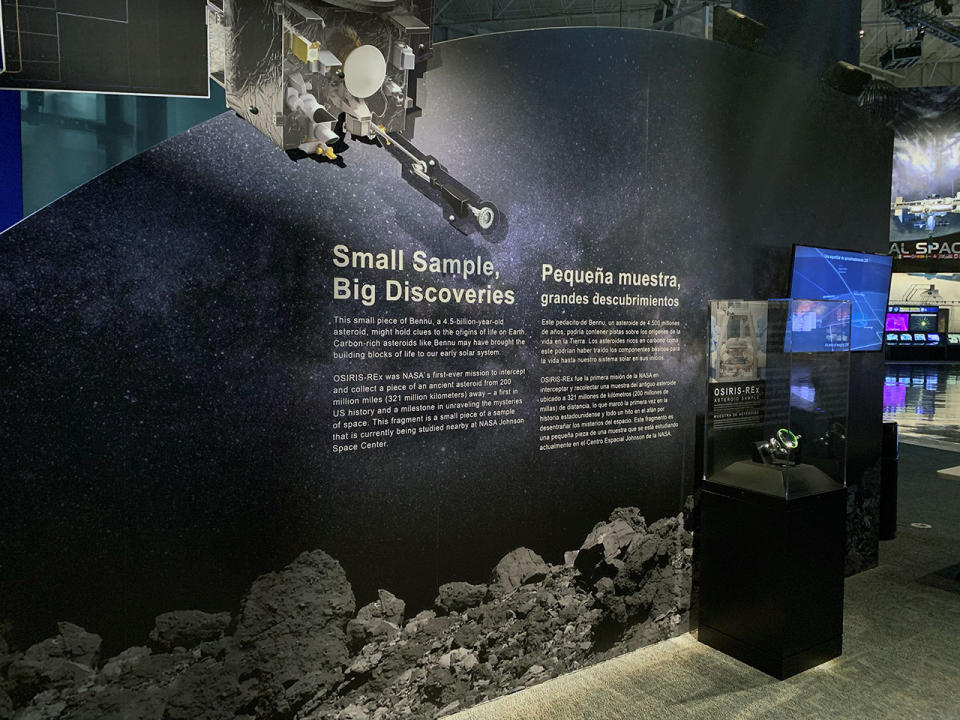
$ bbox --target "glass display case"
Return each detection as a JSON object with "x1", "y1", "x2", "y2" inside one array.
[
  {"x1": 700, "y1": 299, "x2": 850, "y2": 677},
  {"x1": 706, "y1": 298, "x2": 851, "y2": 495}
]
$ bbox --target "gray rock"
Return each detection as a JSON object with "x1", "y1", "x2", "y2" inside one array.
[
  {"x1": 623, "y1": 534, "x2": 661, "y2": 575},
  {"x1": 4, "y1": 501, "x2": 698, "y2": 720},
  {"x1": 11, "y1": 690, "x2": 66, "y2": 720},
  {"x1": 346, "y1": 647, "x2": 383, "y2": 676},
  {"x1": 6, "y1": 624, "x2": 102, "y2": 706},
  {"x1": 6, "y1": 658, "x2": 93, "y2": 705},
  {"x1": 149, "y1": 610, "x2": 231, "y2": 651},
  {"x1": 98, "y1": 646, "x2": 152, "y2": 680},
  {"x1": 608, "y1": 507, "x2": 647, "y2": 533},
  {"x1": 647, "y1": 515, "x2": 679, "y2": 539},
  {"x1": 581, "y1": 519, "x2": 642, "y2": 563},
  {"x1": 436, "y1": 700, "x2": 461, "y2": 717},
  {"x1": 16, "y1": 623, "x2": 101, "y2": 672},
  {"x1": 435, "y1": 583, "x2": 487, "y2": 614},
  {"x1": 356, "y1": 590, "x2": 405, "y2": 627},
  {"x1": 0, "y1": 651, "x2": 20, "y2": 677},
  {"x1": 438, "y1": 649, "x2": 477, "y2": 675},
  {"x1": 346, "y1": 617, "x2": 399, "y2": 651},
  {"x1": 14, "y1": 650, "x2": 204, "y2": 720},
  {"x1": 337, "y1": 704, "x2": 370, "y2": 720},
  {"x1": 56, "y1": 623, "x2": 102, "y2": 668},
  {"x1": 225, "y1": 549, "x2": 355, "y2": 717},
  {"x1": 160, "y1": 657, "x2": 240, "y2": 720},
  {"x1": 490, "y1": 548, "x2": 549, "y2": 594},
  {"x1": 0, "y1": 688, "x2": 12, "y2": 720},
  {"x1": 403, "y1": 610, "x2": 437, "y2": 637}
]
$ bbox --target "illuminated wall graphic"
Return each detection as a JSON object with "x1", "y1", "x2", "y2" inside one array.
[{"x1": 891, "y1": 87, "x2": 960, "y2": 240}]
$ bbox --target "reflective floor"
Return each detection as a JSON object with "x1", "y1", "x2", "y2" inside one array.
[{"x1": 884, "y1": 363, "x2": 960, "y2": 449}]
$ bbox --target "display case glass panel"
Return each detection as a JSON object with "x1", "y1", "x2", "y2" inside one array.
[{"x1": 707, "y1": 299, "x2": 851, "y2": 487}]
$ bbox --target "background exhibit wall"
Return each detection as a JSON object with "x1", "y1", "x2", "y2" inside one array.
[{"x1": 0, "y1": 29, "x2": 892, "y2": 719}]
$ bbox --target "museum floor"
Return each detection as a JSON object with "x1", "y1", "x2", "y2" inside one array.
[
  {"x1": 884, "y1": 362, "x2": 960, "y2": 450},
  {"x1": 451, "y1": 442, "x2": 960, "y2": 719}
]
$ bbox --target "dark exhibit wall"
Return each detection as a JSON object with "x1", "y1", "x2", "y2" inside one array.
[{"x1": 0, "y1": 29, "x2": 892, "y2": 719}]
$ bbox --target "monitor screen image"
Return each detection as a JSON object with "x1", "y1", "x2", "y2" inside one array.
[
  {"x1": 790, "y1": 246, "x2": 893, "y2": 351},
  {"x1": 913, "y1": 333, "x2": 928, "y2": 342},
  {"x1": 950, "y1": 334, "x2": 960, "y2": 345},
  {"x1": 900, "y1": 333, "x2": 914, "y2": 342},
  {"x1": 909, "y1": 313, "x2": 937, "y2": 332},
  {"x1": 927, "y1": 333, "x2": 942, "y2": 343},
  {"x1": 885, "y1": 313, "x2": 910, "y2": 331},
  {"x1": 787, "y1": 299, "x2": 851, "y2": 352},
  {"x1": 886, "y1": 333, "x2": 900, "y2": 343}
]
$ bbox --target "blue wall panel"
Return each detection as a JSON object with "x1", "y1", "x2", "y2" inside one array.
[{"x1": 0, "y1": 90, "x2": 23, "y2": 231}]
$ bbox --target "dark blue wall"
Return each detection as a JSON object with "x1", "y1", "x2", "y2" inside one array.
[{"x1": 0, "y1": 91, "x2": 22, "y2": 231}]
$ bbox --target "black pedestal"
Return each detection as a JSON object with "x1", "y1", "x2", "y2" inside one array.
[
  {"x1": 698, "y1": 461, "x2": 846, "y2": 679},
  {"x1": 880, "y1": 422, "x2": 899, "y2": 541}
]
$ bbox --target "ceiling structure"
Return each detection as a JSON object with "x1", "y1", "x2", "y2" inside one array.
[
  {"x1": 860, "y1": 1, "x2": 960, "y2": 87},
  {"x1": 432, "y1": 1, "x2": 960, "y2": 88},
  {"x1": 432, "y1": 0, "x2": 731, "y2": 41}
]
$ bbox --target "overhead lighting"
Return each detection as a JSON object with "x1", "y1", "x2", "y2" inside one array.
[
  {"x1": 711, "y1": 8, "x2": 765, "y2": 52},
  {"x1": 822, "y1": 61, "x2": 873, "y2": 98}
]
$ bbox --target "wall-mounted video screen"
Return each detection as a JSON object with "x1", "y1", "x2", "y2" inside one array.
[
  {"x1": 913, "y1": 333, "x2": 928, "y2": 342},
  {"x1": 885, "y1": 312, "x2": 910, "y2": 331},
  {"x1": 927, "y1": 333, "x2": 942, "y2": 344},
  {"x1": 900, "y1": 333, "x2": 914, "y2": 343},
  {"x1": 790, "y1": 245, "x2": 893, "y2": 351},
  {"x1": 886, "y1": 333, "x2": 900, "y2": 344}
]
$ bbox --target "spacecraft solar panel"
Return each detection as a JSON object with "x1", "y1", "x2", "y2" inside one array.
[{"x1": 0, "y1": 0, "x2": 209, "y2": 96}]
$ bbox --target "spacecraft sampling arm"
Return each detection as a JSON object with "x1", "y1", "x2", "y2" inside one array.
[
  {"x1": 219, "y1": 0, "x2": 505, "y2": 239},
  {"x1": 371, "y1": 126, "x2": 504, "y2": 241}
]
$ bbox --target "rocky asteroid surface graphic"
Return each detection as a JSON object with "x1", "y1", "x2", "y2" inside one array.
[{"x1": 1, "y1": 504, "x2": 694, "y2": 720}]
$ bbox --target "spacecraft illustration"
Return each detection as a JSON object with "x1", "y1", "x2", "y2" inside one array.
[
  {"x1": 903, "y1": 279, "x2": 960, "y2": 305},
  {"x1": 715, "y1": 304, "x2": 760, "y2": 381},
  {"x1": 208, "y1": 0, "x2": 503, "y2": 239},
  {"x1": 891, "y1": 192, "x2": 960, "y2": 233},
  {"x1": 904, "y1": 282, "x2": 945, "y2": 304}
]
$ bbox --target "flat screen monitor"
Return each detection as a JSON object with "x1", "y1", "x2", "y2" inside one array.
[
  {"x1": 900, "y1": 333, "x2": 914, "y2": 342},
  {"x1": 913, "y1": 333, "x2": 928, "y2": 342},
  {"x1": 909, "y1": 313, "x2": 937, "y2": 332},
  {"x1": 886, "y1": 333, "x2": 900, "y2": 344},
  {"x1": 927, "y1": 333, "x2": 942, "y2": 344},
  {"x1": 885, "y1": 313, "x2": 910, "y2": 331},
  {"x1": 790, "y1": 245, "x2": 893, "y2": 351},
  {"x1": 950, "y1": 334, "x2": 960, "y2": 345}
]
